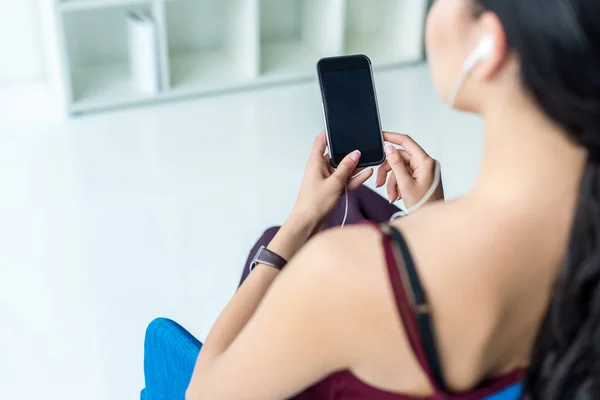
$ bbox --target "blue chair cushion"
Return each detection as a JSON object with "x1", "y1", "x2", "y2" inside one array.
[
  {"x1": 141, "y1": 318, "x2": 522, "y2": 400},
  {"x1": 142, "y1": 318, "x2": 202, "y2": 400}
]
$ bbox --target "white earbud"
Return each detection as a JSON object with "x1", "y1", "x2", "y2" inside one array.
[
  {"x1": 444, "y1": 33, "x2": 495, "y2": 107},
  {"x1": 462, "y1": 33, "x2": 495, "y2": 73}
]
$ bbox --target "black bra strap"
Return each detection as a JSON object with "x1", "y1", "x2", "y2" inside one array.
[{"x1": 388, "y1": 226, "x2": 448, "y2": 392}]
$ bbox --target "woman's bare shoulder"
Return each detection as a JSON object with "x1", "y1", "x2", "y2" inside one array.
[
  {"x1": 395, "y1": 200, "x2": 525, "y2": 302},
  {"x1": 297, "y1": 224, "x2": 392, "y2": 305},
  {"x1": 304, "y1": 201, "x2": 509, "y2": 299},
  {"x1": 304, "y1": 200, "x2": 533, "y2": 390},
  {"x1": 392, "y1": 200, "x2": 530, "y2": 386},
  {"x1": 299, "y1": 224, "x2": 437, "y2": 395}
]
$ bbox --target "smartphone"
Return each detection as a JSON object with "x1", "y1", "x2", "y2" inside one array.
[{"x1": 317, "y1": 55, "x2": 385, "y2": 168}]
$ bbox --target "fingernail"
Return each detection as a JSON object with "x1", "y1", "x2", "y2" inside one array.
[
  {"x1": 350, "y1": 150, "x2": 361, "y2": 162},
  {"x1": 385, "y1": 145, "x2": 395, "y2": 155}
]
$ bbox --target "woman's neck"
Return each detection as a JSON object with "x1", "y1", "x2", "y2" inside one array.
[{"x1": 470, "y1": 95, "x2": 587, "y2": 211}]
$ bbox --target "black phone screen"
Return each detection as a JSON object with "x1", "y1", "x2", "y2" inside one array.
[{"x1": 319, "y1": 56, "x2": 384, "y2": 167}]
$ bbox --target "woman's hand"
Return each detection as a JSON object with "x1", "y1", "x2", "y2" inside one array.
[
  {"x1": 288, "y1": 132, "x2": 374, "y2": 234},
  {"x1": 376, "y1": 131, "x2": 444, "y2": 208}
]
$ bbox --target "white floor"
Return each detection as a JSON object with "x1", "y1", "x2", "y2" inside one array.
[{"x1": 0, "y1": 65, "x2": 484, "y2": 400}]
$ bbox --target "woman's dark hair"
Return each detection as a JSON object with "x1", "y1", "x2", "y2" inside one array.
[{"x1": 473, "y1": 0, "x2": 600, "y2": 398}]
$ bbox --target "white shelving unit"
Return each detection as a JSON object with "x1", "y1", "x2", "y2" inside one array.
[
  {"x1": 259, "y1": 0, "x2": 344, "y2": 78},
  {"x1": 345, "y1": 0, "x2": 428, "y2": 67},
  {"x1": 166, "y1": 0, "x2": 258, "y2": 91},
  {"x1": 42, "y1": 0, "x2": 428, "y2": 115},
  {"x1": 62, "y1": 3, "x2": 162, "y2": 111}
]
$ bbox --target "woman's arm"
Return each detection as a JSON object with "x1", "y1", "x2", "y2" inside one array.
[
  {"x1": 187, "y1": 133, "x2": 373, "y2": 398},
  {"x1": 185, "y1": 233, "x2": 344, "y2": 399},
  {"x1": 185, "y1": 227, "x2": 397, "y2": 400},
  {"x1": 184, "y1": 131, "x2": 448, "y2": 399},
  {"x1": 186, "y1": 217, "x2": 313, "y2": 388}
]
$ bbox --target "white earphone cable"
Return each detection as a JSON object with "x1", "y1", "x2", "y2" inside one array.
[
  {"x1": 389, "y1": 66, "x2": 469, "y2": 221},
  {"x1": 339, "y1": 34, "x2": 492, "y2": 226},
  {"x1": 340, "y1": 184, "x2": 349, "y2": 228},
  {"x1": 338, "y1": 71, "x2": 459, "y2": 227}
]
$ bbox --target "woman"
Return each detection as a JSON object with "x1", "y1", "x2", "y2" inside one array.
[{"x1": 185, "y1": 0, "x2": 600, "y2": 399}]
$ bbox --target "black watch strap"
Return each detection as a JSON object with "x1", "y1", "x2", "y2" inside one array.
[{"x1": 250, "y1": 246, "x2": 288, "y2": 272}]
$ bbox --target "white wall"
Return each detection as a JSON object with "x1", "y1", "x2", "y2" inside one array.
[{"x1": 0, "y1": 0, "x2": 45, "y2": 85}]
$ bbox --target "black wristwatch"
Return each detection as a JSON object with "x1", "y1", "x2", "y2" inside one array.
[{"x1": 249, "y1": 246, "x2": 288, "y2": 272}]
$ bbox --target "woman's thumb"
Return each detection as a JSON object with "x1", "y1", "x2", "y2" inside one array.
[
  {"x1": 385, "y1": 145, "x2": 413, "y2": 188},
  {"x1": 332, "y1": 150, "x2": 361, "y2": 185}
]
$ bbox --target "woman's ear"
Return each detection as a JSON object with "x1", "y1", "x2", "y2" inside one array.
[{"x1": 474, "y1": 11, "x2": 509, "y2": 80}]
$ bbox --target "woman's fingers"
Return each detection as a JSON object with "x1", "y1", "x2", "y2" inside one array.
[
  {"x1": 383, "y1": 132, "x2": 428, "y2": 160},
  {"x1": 311, "y1": 132, "x2": 328, "y2": 159},
  {"x1": 386, "y1": 172, "x2": 400, "y2": 203},
  {"x1": 351, "y1": 167, "x2": 366, "y2": 177},
  {"x1": 348, "y1": 168, "x2": 374, "y2": 191},
  {"x1": 376, "y1": 161, "x2": 391, "y2": 187},
  {"x1": 398, "y1": 148, "x2": 412, "y2": 164},
  {"x1": 331, "y1": 150, "x2": 361, "y2": 186},
  {"x1": 379, "y1": 147, "x2": 411, "y2": 188},
  {"x1": 323, "y1": 154, "x2": 335, "y2": 174},
  {"x1": 386, "y1": 172, "x2": 397, "y2": 203},
  {"x1": 376, "y1": 148, "x2": 414, "y2": 196},
  {"x1": 385, "y1": 145, "x2": 414, "y2": 189}
]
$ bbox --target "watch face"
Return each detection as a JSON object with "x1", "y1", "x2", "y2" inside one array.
[{"x1": 249, "y1": 246, "x2": 266, "y2": 272}]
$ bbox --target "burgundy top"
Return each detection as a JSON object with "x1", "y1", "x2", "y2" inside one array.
[{"x1": 294, "y1": 221, "x2": 524, "y2": 400}]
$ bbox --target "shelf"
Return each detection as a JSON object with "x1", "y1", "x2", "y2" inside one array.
[
  {"x1": 165, "y1": 0, "x2": 258, "y2": 89},
  {"x1": 70, "y1": 62, "x2": 158, "y2": 110},
  {"x1": 51, "y1": 0, "x2": 427, "y2": 115},
  {"x1": 260, "y1": 39, "x2": 320, "y2": 78},
  {"x1": 60, "y1": 0, "x2": 154, "y2": 13},
  {"x1": 169, "y1": 52, "x2": 250, "y2": 90},
  {"x1": 260, "y1": 0, "x2": 344, "y2": 76},
  {"x1": 345, "y1": 33, "x2": 407, "y2": 67},
  {"x1": 344, "y1": 0, "x2": 427, "y2": 66},
  {"x1": 63, "y1": 4, "x2": 165, "y2": 105}
]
